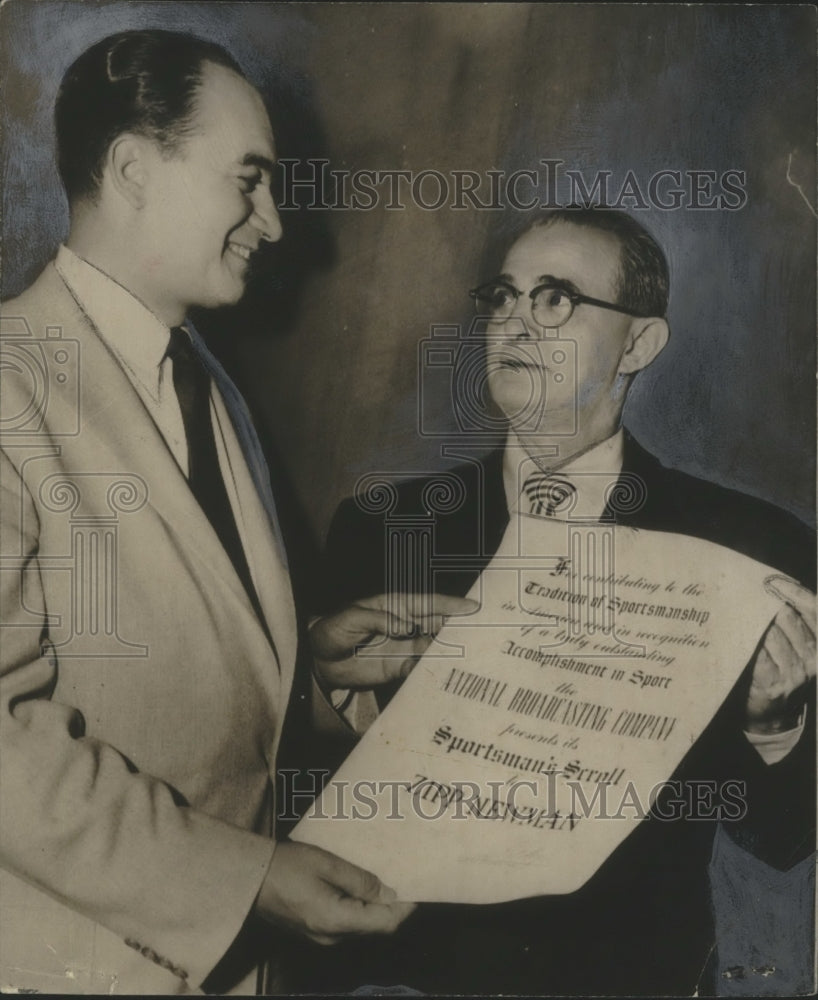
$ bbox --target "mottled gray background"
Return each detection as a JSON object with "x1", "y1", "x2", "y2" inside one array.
[{"x1": 2, "y1": 1, "x2": 815, "y2": 545}]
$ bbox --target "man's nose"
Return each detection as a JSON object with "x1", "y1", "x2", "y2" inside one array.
[
  {"x1": 504, "y1": 296, "x2": 537, "y2": 340},
  {"x1": 251, "y1": 186, "x2": 283, "y2": 243}
]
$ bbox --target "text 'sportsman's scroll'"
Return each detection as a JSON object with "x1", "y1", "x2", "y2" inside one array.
[{"x1": 293, "y1": 514, "x2": 786, "y2": 903}]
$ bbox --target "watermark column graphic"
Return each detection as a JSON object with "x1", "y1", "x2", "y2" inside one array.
[
  {"x1": 351, "y1": 471, "x2": 467, "y2": 653},
  {"x1": 1, "y1": 315, "x2": 148, "y2": 658},
  {"x1": 35, "y1": 473, "x2": 149, "y2": 657}
]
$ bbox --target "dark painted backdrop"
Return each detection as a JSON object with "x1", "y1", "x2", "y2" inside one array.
[{"x1": 2, "y1": 2, "x2": 815, "y2": 548}]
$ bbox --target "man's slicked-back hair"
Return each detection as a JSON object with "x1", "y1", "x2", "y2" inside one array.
[
  {"x1": 55, "y1": 29, "x2": 245, "y2": 204},
  {"x1": 496, "y1": 207, "x2": 670, "y2": 319}
]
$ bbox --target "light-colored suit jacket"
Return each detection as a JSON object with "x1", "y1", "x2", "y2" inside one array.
[{"x1": 0, "y1": 263, "x2": 302, "y2": 994}]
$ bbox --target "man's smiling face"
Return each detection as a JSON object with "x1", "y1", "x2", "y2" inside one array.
[{"x1": 138, "y1": 61, "x2": 282, "y2": 319}]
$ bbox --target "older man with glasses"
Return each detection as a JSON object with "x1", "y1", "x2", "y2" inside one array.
[{"x1": 315, "y1": 207, "x2": 816, "y2": 996}]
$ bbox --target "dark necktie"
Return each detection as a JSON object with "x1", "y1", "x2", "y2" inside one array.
[
  {"x1": 167, "y1": 327, "x2": 264, "y2": 621},
  {"x1": 523, "y1": 472, "x2": 578, "y2": 517}
]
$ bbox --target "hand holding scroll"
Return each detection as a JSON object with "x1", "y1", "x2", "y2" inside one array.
[
  {"x1": 255, "y1": 842, "x2": 414, "y2": 944},
  {"x1": 311, "y1": 593, "x2": 478, "y2": 690},
  {"x1": 745, "y1": 577, "x2": 816, "y2": 734}
]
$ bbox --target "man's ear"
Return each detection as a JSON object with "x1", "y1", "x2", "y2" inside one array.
[
  {"x1": 105, "y1": 134, "x2": 149, "y2": 209},
  {"x1": 617, "y1": 317, "x2": 669, "y2": 376}
]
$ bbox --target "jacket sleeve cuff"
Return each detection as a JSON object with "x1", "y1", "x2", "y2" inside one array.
[
  {"x1": 744, "y1": 708, "x2": 807, "y2": 765},
  {"x1": 171, "y1": 822, "x2": 277, "y2": 989}
]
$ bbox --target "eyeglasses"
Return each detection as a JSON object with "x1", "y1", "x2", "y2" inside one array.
[{"x1": 469, "y1": 279, "x2": 648, "y2": 329}]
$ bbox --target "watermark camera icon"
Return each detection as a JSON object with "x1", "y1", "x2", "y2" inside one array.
[
  {"x1": 0, "y1": 316, "x2": 81, "y2": 436},
  {"x1": 417, "y1": 317, "x2": 577, "y2": 441}
]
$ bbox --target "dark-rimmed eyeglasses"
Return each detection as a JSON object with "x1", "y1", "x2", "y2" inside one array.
[{"x1": 469, "y1": 279, "x2": 648, "y2": 329}]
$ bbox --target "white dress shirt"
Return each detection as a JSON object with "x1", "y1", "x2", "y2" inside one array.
[
  {"x1": 504, "y1": 428, "x2": 625, "y2": 519},
  {"x1": 501, "y1": 428, "x2": 803, "y2": 764},
  {"x1": 56, "y1": 245, "x2": 190, "y2": 474}
]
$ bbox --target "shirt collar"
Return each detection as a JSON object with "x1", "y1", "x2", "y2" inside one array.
[
  {"x1": 55, "y1": 245, "x2": 173, "y2": 401},
  {"x1": 504, "y1": 428, "x2": 625, "y2": 519}
]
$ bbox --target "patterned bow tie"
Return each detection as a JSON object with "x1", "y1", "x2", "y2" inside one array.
[{"x1": 523, "y1": 473, "x2": 578, "y2": 517}]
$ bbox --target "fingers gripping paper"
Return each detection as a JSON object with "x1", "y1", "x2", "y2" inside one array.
[{"x1": 293, "y1": 514, "x2": 785, "y2": 903}]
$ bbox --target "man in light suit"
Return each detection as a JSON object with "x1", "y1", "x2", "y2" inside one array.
[
  {"x1": 0, "y1": 29, "x2": 435, "y2": 995},
  {"x1": 315, "y1": 209, "x2": 816, "y2": 995}
]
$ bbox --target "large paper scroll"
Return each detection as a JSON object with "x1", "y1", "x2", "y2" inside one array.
[{"x1": 293, "y1": 514, "x2": 786, "y2": 903}]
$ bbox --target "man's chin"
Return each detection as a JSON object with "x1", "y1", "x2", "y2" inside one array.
[{"x1": 207, "y1": 271, "x2": 250, "y2": 309}]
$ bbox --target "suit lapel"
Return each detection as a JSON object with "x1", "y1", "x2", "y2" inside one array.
[
  {"x1": 208, "y1": 386, "x2": 297, "y2": 688},
  {"x1": 41, "y1": 266, "x2": 289, "y2": 684},
  {"x1": 603, "y1": 431, "x2": 672, "y2": 528}
]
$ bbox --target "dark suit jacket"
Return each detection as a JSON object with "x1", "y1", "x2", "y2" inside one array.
[{"x1": 303, "y1": 432, "x2": 815, "y2": 997}]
